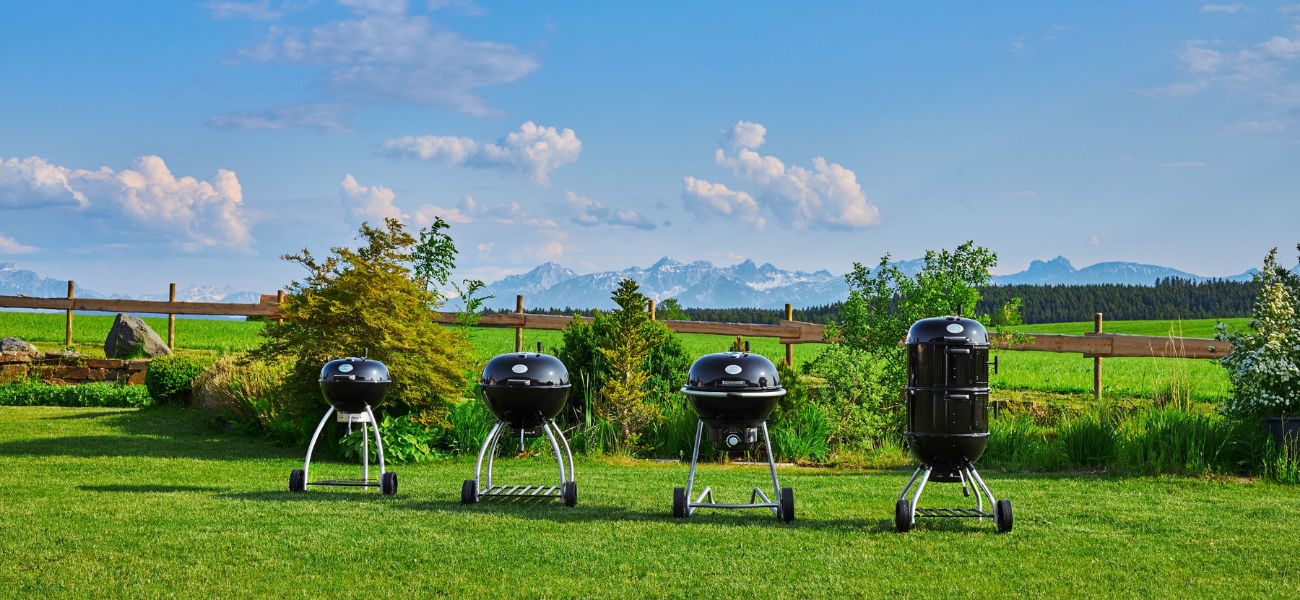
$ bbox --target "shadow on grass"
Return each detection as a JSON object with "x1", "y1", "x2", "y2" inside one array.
[
  {"x1": 218, "y1": 490, "x2": 399, "y2": 504},
  {"x1": 78, "y1": 484, "x2": 227, "y2": 494}
]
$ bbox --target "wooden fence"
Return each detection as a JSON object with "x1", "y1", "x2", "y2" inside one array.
[{"x1": 0, "y1": 291, "x2": 1231, "y2": 399}]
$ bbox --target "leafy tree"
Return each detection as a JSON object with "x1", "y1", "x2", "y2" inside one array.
[
  {"x1": 657, "y1": 298, "x2": 690, "y2": 320},
  {"x1": 251, "y1": 218, "x2": 474, "y2": 425}
]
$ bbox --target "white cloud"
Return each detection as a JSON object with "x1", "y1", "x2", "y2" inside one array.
[
  {"x1": 1258, "y1": 36, "x2": 1300, "y2": 60},
  {"x1": 1266, "y1": 83, "x2": 1300, "y2": 102},
  {"x1": 428, "y1": 0, "x2": 483, "y2": 15},
  {"x1": 680, "y1": 176, "x2": 765, "y2": 230},
  {"x1": 236, "y1": 6, "x2": 536, "y2": 115},
  {"x1": 1132, "y1": 81, "x2": 1212, "y2": 98},
  {"x1": 1202, "y1": 3, "x2": 1251, "y2": 13},
  {"x1": 1141, "y1": 33, "x2": 1300, "y2": 99},
  {"x1": 478, "y1": 201, "x2": 557, "y2": 228},
  {"x1": 1158, "y1": 162, "x2": 1207, "y2": 169},
  {"x1": 722, "y1": 121, "x2": 767, "y2": 150},
  {"x1": 0, "y1": 155, "x2": 251, "y2": 251},
  {"x1": 1178, "y1": 41, "x2": 1223, "y2": 74},
  {"x1": 563, "y1": 191, "x2": 656, "y2": 230},
  {"x1": 208, "y1": 103, "x2": 353, "y2": 134},
  {"x1": 1089, "y1": 236, "x2": 1100, "y2": 246},
  {"x1": 204, "y1": 1, "x2": 310, "y2": 20},
  {"x1": 712, "y1": 128, "x2": 879, "y2": 230},
  {"x1": 0, "y1": 234, "x2": 37, "y2": 254},
  {"x1": 380, "y1": 122, "x2": 582, "y2": 186},
  {"x1": 1221, "y1": 120, "x2": 1294, "y2": 134},
  {"x1": 411, "y1": 196, "x2": 476, "y2": 226},
  {"x1": 339, "y1": 174, "x2": 402, "y2": 227},
  {"x1": 476, "y1": 241, "x2": 494, "y2": 252}
]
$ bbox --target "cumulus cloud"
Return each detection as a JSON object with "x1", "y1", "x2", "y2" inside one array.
[
  {"x1": 722, "y1": 121, "x2": 766, "y2": 150},
  {"x1": 0, "y1": 234, "x2": 37, "y2": 254},
  {"x1": 476, "y1": 241, "x2": 493, "y2": 251},
  {"x1": 1202, "y1": 3, "x2": 1251, "y2": 13},
  {"x1": 237, "y1": 6, "x2": 536, "y2": 116},
  {"x1": 1138, "y1": 33, "x2": 1300, "y2": 99},
  {"x1": 208, "y1": 103, "x2": 353, "y2": 134},
  {"x1": 411, "y1": 196, "x2": 476, "y2": 226},
  {"x1": 680, "y1": 176, "x2": 765, "y2": 230},
  {"x1": 713, "y1": 142, "x2": 879, "y2": 230},
  {"x1": 379, "y1": 122, "x2": 582, "y2": 186},
  {"x1": 0, "y1": 155, "x2": 251, "y2": 251},
  {"x1": 204, "y1": 1, "x2": 315, "y2": 20},
  {"x1": 1089, "y1": 236, "x2": 1100, "y2": 246},
  {"x1": 339, "y1": 174, "x2": 403, "y2": 227},
  {"x1": 563, "y1": 191, "x2": 656, "y2": 230},
  {"x1": 1259, "y1": 36, "x2": 1300, "y2": 60}
]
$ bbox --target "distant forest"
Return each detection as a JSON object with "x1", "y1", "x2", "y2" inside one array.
[{"x1": 482, "y1": 278, "x2": 1259, "y2": 325}]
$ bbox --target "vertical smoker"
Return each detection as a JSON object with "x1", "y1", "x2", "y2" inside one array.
[
  {"x1": 674, "y1": 344, "x2": 794, "y2": 521},
  {"x1": 895, "y1": 313, "x2": 1011, "y2": 532},
  {"x1": 462, "y1": 343, "x2": 577, "y2": 507},
  {"x1": 289, "y1": 352, "x2": 397, "y2": 495}
]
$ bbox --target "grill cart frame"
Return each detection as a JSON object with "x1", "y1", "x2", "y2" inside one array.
[
  {"x1": 290, "y1": 405, "x2": 397, "y2": 495},
  {"x1": 461, "y1": 418, "x2": 577, "y2": 506},
  {"x1": 673, "y1": 417, "x2": 793, "y2": 522}
]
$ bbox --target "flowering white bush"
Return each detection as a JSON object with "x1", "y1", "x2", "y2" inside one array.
[{"x1": 1216, "y1": 246, "x2": 1300, "y2": 417}]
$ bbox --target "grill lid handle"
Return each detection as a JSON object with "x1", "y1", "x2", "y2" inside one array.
[{"x1": 505, "y1": 378, "x2": 531, "y2": 387}]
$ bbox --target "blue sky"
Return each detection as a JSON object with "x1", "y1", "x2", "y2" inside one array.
[{"x1": 1, "y1": 0, "x2": 1298, "y2": 297}]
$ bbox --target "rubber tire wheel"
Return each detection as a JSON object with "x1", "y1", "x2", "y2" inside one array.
[
  {"x1": 779, "y1": 487, "x2": 795, "y2": 522},
  {"x1": 672, "y1": 487, "x2": 688, "y2": 518},
  {"x1": 381, "y1": 471, "x2": 398, "y2": 496},
  {"x1": 996, "y1": 499, "x2": 1013, "y2": 533},
  {"x1": 289, "y1": 469, "x2": 305, "y2": 493},
  {"x1": 895, "y1": 499, "x2": 913, "y2": 533},
  {"x1": 562, "y1": 482, "x2": 578, "y2": 507},
  {"x1": 461, "y1": 480, "x2": 477, "y2": 505}
]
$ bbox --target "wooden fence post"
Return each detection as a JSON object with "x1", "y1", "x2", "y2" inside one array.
[
  {"x1": 784, "y1": 303, "x2": 793, "y2": 367},
  {"x1": 648, "y1": 299, "x2": 656, "y2": 321},
  {"x1": 65, "y1": 280, "x2": 74, "y2": 346},
  {"x1": 1094, "y1": 312, "x2": 1104, "y2": 400},
  {"x1": 276, "y1": 290, "x2": 285, "y2": 325},
  {"x1": 515, "y1": 295, "x2": 524, "y2": 352},
  {"x1": 167, "y1": 283, "x2": 176, "y2": 348}
]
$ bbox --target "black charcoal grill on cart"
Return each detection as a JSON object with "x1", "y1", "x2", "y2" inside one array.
[
  {"x1": 288, "y1": 351, "x2": 397, "y2": 495},
  {"x1": 894, "y1": 313, "x2": 1011, "y2": 532},
  {"x1": 462, "y1": 343, "x2": 577, "y2": 507},
  {"x1": 674, "y1": 343, "x2": 794, "y2": 522}
]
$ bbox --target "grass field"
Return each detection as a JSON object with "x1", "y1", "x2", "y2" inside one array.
[
  {"x1": 1, "y1": 312, "x2": 1243, "y2": 401},
  {"x1": 1, "y1": 405, "x2": 1296, "y2": 598}
]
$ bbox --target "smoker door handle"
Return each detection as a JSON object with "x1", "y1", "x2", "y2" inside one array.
[{"x1": 988, "y1": 355, "x2": 999, "y2": 375}]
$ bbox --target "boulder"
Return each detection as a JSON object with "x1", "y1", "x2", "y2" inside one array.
[
  {"x1": 103, "y1": 313, "x2": 172, "y2": 359},
  {"x1": 0, "y1": 337, "x2": 37, "y2": 353}
]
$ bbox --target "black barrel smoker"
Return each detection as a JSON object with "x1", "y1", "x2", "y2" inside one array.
[
  {"x1": 289, "y1": 352, "x2": 397, "y2": 495},
  {"x1": 895, "y1": 314, "x2": 1011, "y2": 532},
  {"x1": 674, "y1": 344, "x2": 794, "y2": 521},
  {"x1": 462, "y1": 343, "x2": 577, "y2": 507}
]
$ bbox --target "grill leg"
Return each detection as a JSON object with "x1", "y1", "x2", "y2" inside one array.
[
  {"x1": 302, "y1": 406, "x2": 336, "y2": 483},
  {"x1": 550, "y1": 419, "x2": 575, "y2": 482},
  {"x1": 365, "y1": 404, "x2": 385, "y2": 477},
  {"x1": 485, "y1": 422, "x2": 504, "y2": 488},
  {"x1": 474, "y1": 420, "x2": 504, "y2": 492},
  {"x1": 910, "y1": 466, "x2": 933, "y2": 525},
  {"x1": 966, "y1": 464, "x2": 998, "y2": 506},
  {"x1": 361, "y1": 413, "x2": 369, "y2": 482},
  {"x1": 897, "y1": 466, "x2": 923, "y2": 503},
  {"x1": 760, "y1": 422, "x2": 781, "y2": 517},
  {"x1": 542, "y1": 420, "x2": 567, "y2": 487},
  {"x1": 685, "y1": 419, "x2": 704, "y2": 516},
  {"x1": 964, "y1": 464, "x2": 984, "y2": 520}
]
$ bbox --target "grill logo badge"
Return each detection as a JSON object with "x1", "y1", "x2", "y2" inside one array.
[
  {"x1": 724, "y1": 365, "x2": 742, "y2": 375},
  {"x1": 338, "y1": 364, "x2": 353, "y2": 373},
  {"x1": 511, "y1": 364, "x2": 528, "y2": 373},
  {"x1": 946, "y1": 324, "x2": 964, "y2": 334}
]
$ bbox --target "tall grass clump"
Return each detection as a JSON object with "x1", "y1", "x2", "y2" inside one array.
[
  {"x1": 983, "y1": 413, "x2": 1065, "y2": 471},
  {"x1": 1058, "y1": 412, "x2": 1118, "y2": 467},
  {"x1": 1114, "y1": 407, "x2": 1261, "y2": 475}
]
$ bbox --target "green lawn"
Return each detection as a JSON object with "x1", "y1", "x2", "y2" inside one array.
[{"x1": 0, "y1": 406, "x2": 1296, "y2": 598}]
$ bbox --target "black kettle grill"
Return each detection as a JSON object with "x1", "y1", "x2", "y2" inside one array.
[
  {"x1": 289, "y1": 351, "x2": 397, "y2": 495},
  {"x1": 895, "y1": 313, "x2": 1011, "y2": 532},
  {"x1": 674, "y1": 342, "x2": 794, "y2": 521},
  {"x1": 462, "y1": 343, "x2": 577, "y2": 507}
]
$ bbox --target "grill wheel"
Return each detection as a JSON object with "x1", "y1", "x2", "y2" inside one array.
[{"x1": 895, "y1": 499, "x2": 913, "y2": 533}]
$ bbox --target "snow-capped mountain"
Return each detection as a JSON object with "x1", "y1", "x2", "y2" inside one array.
[
  {"x1": 0, "y1": 263, "x2": 262, "y2": 304},
  {"x1": 990, "y1": 256, "x2": 1265, "y2": 286}
]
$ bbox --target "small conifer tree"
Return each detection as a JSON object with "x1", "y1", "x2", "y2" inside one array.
[{"x1": 597, "y1": 279, "x2": 661, "y2": 445}]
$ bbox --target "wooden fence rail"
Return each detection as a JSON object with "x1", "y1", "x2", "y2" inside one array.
[{"x1": 1, "y1": 292, "x2": 1232, "y2": 398}]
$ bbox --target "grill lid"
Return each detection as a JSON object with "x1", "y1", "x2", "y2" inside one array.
[
  {"x1": 906, "y1": 316, "x2": 990, "y2": 346},
  {"x1": 684, "y1": 352, "x2": 782, "y2": 393},
  {"x1": 480, "y1": 352, "x2": 570, "y2": 388},
  {"x1": 319, "y1": 356, "x2": 391, "y2": 383}
]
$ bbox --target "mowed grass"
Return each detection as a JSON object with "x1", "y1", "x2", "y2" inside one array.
[
  {"x1": 1, "y1": 312, "x2": 1240, "y2": 400},
  {"x1": 1, "y1": 406, "x2": 1297, "y2": 599}
]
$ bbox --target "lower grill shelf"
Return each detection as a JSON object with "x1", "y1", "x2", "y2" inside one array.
[
  {"x1": 308, "y1": 478, "x2": 380, "y2": 488},
  {"x1": 479, "y1": 484, "x2": 562, "y2": 498},
  {"x1": 915, "y1": 507, "x2": 993, "y2": 518}
]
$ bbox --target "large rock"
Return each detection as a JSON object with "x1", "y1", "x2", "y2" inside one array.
[
  {"x1": 103, "y1": 314, "x2": 172, "y2": 359},
  {"x1": 0, "y1": 337, "x2": 38, "y2": 353}
]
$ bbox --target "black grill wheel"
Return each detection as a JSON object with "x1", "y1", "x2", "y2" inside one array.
[
  {"x1": 288, "y1": 469, "x2": 305, "y2": 493},
  {"x1": 381, "y1": 471, "x2": 398, "y2": 496},
  {"x1": 895, "y1": 498, "x2": 912, "y2": 533},
  {"x1": 779, "y1": 487, "x2": 795, "y2": 522},
  {"x1": 562, "y1": 482, "x2": 578, "y2": 507},
  {"x1": 996, "y1": 499, "x2": 1013, "y2": 533},
  {"x1": 672, "y1": 487, "x2": 687, "y2": 518},
  {"x1": 461, "y1": 480, "x2": 477, "y2": 505}
]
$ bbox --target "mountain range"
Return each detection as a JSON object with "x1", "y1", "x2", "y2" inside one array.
[{"x1": 0, "y1": 262, "x2": 262, "y2": 304}]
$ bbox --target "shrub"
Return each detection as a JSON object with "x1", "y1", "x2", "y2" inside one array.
[
  {"x1": 338, "y1": 412, "x2": 445, "y2": 464},
  {"x1": 0, "y1": 381, "x2": 152, "y2": 408},
  {"x1": 249, "y1": 218, "x2": 474, "y2": 426},
  {"x1": 144, "y1": 356, "x2": 205, "y2": 405},
  {"x1": 1216, "y1": 245, "x2": 1300, "y2": 418}
]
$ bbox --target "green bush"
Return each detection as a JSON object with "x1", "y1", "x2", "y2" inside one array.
[
  {"x1": 339, "y1": 412, "x2": 445, "y2": 464},
  {"x1": 144, "y1": 356, "x2": 205, "y2": 405},
  {"x1": 0, "y1": 381, "x2": 152, "y2": 408}
]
